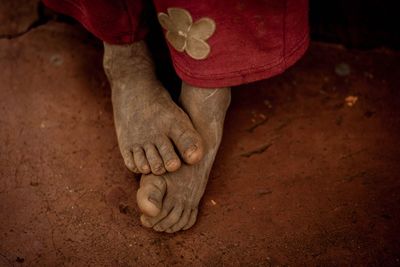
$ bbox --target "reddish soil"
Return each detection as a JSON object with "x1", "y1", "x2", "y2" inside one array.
[{"x1": 1, "y1": 22, "x2": 399, "y2": 266}]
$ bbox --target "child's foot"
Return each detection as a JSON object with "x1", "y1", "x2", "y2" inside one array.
[
  {"x1": 103, "y1": 42, "x2": 204, "y2": 175},
  {"x1": 137, "y1": 83, "x2": 231, "y2": 233}
]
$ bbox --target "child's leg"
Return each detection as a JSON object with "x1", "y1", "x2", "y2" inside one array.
[
  {"x1": 103, "y1": 41, "x2": 204, "y2": 176},
  {"x1": 137, "y1": 82, "x2": 231, "y2": 233}
]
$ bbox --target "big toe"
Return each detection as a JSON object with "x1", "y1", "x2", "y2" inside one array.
[
  {"x1": 170, "y1": 127, "x2": 204, "y2": 165},
  {"x1": 136, "y1": 174, "x2": 166, "y2": 217}
]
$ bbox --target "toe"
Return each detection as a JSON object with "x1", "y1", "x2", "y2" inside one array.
[
  {"x1": 155, "y1": 138, "x2": 181, "y2": 172},
  {"x1": 136, "y1": 174, "x2": 166, "y2": 217},
  {"x1": 140, "y1": 214, "x2": 155, "y2": 228},
  {"x1": 121, "y1": 149, "x2": 139, "y2": 173},
  {"x1": 182, "y1": 208, "x2": 198, "y2": 230},
  {"x1": 144, "y1": 143, "x2": 166, "y2": 175},
  {"x1": 153, "y1": 204, "x2": 184, "y2": 232},
  {"x1": 169, "y1": 126, "x2": 204, "y2": 165},
  {"x1": 166, "y1": 208, "x2": 191, "y2": 233},
  {"x1": 133, "y1": 146, "x2": 151, "y2": 174},
  {"x1": 139, "y1": 198, "x2": 174, "y2": 228}
]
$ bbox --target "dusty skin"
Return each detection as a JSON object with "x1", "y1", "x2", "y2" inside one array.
[
  {"x1": 103, "y1": 41, "x2": 204, "y2": 175},
  {"x1": 138, "y1": 83, "x2": 231, "y2": 233}
]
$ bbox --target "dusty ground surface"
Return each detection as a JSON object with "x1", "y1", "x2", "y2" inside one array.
[
  {"x1": 0, "y1": 0, "x2": 40, "y2": 38},
  {"x1": 1, "y1": 22, "x2": 400, "y2": 266}
]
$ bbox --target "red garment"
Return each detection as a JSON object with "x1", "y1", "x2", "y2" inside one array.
[{"x1": 43, "y1": 0, "x2": 309, "y2": 88}]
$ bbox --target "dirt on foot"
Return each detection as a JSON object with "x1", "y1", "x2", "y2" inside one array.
[{"x1": 0, "y1": 22, "x2": 399, "y2": 266}]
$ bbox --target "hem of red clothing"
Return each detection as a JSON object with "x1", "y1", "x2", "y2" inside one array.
[
  {"x1": 173, "y1": 34, "x2": 310, "y2": 88},
  {"x1": 43, "y1": 0, "x2": 139, "y2": 44}
]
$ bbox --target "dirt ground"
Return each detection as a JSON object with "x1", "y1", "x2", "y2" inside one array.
[{"x1": 1, "y1": 22, "x2": 400, "y2": 266}]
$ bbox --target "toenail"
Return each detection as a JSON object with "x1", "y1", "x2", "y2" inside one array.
[
  {"x1": 185, "y1": 145, "x2": 197, "y2": 157},
  {"x1": 148, "y1": 195, "x2": 160, "y2": 206},
  {"x1": 142, "y1": 165, "x2": 150, "y2": 171},
  {"x1": 155, "y1": 165, "x2": 164, "y2": 172},
  {"x1": 166, "y1": 159, "x2": 178, "y2": 168}
]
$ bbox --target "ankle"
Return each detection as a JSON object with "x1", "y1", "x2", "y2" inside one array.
[
  {"x1": 103, "y1": 41, "x2": 169, "y2": 99},
  {"x1": 103, "y1": 41, "x2": 156, "y2": 81},
  {"x1": 181, "y1": 83, "x2": 231, "y2": 120}
]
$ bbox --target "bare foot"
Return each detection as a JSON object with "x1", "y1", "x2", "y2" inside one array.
[
  {"x1": 103, "y1": 42, "x2": 204, "y2": 175},
  {"x1": 137, "y1": 82, "x2": 231, "y2": 233}
]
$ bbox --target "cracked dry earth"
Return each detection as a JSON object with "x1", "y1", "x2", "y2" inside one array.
[{"x1": 1, "y1": 22, "x2": 400, "y2": 266}]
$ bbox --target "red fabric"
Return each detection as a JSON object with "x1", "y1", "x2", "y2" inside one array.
[
  {"x1": 43, "y1": 0, "x2": 309, "y2": 88},
  {"x1": 42, "y1": 0, "x2": 148, "y2": 44}
]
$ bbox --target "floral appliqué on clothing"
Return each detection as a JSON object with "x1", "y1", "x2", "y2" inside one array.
[{"x1": 158, "y1": 8, "x2": 216, "y2": 60}]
